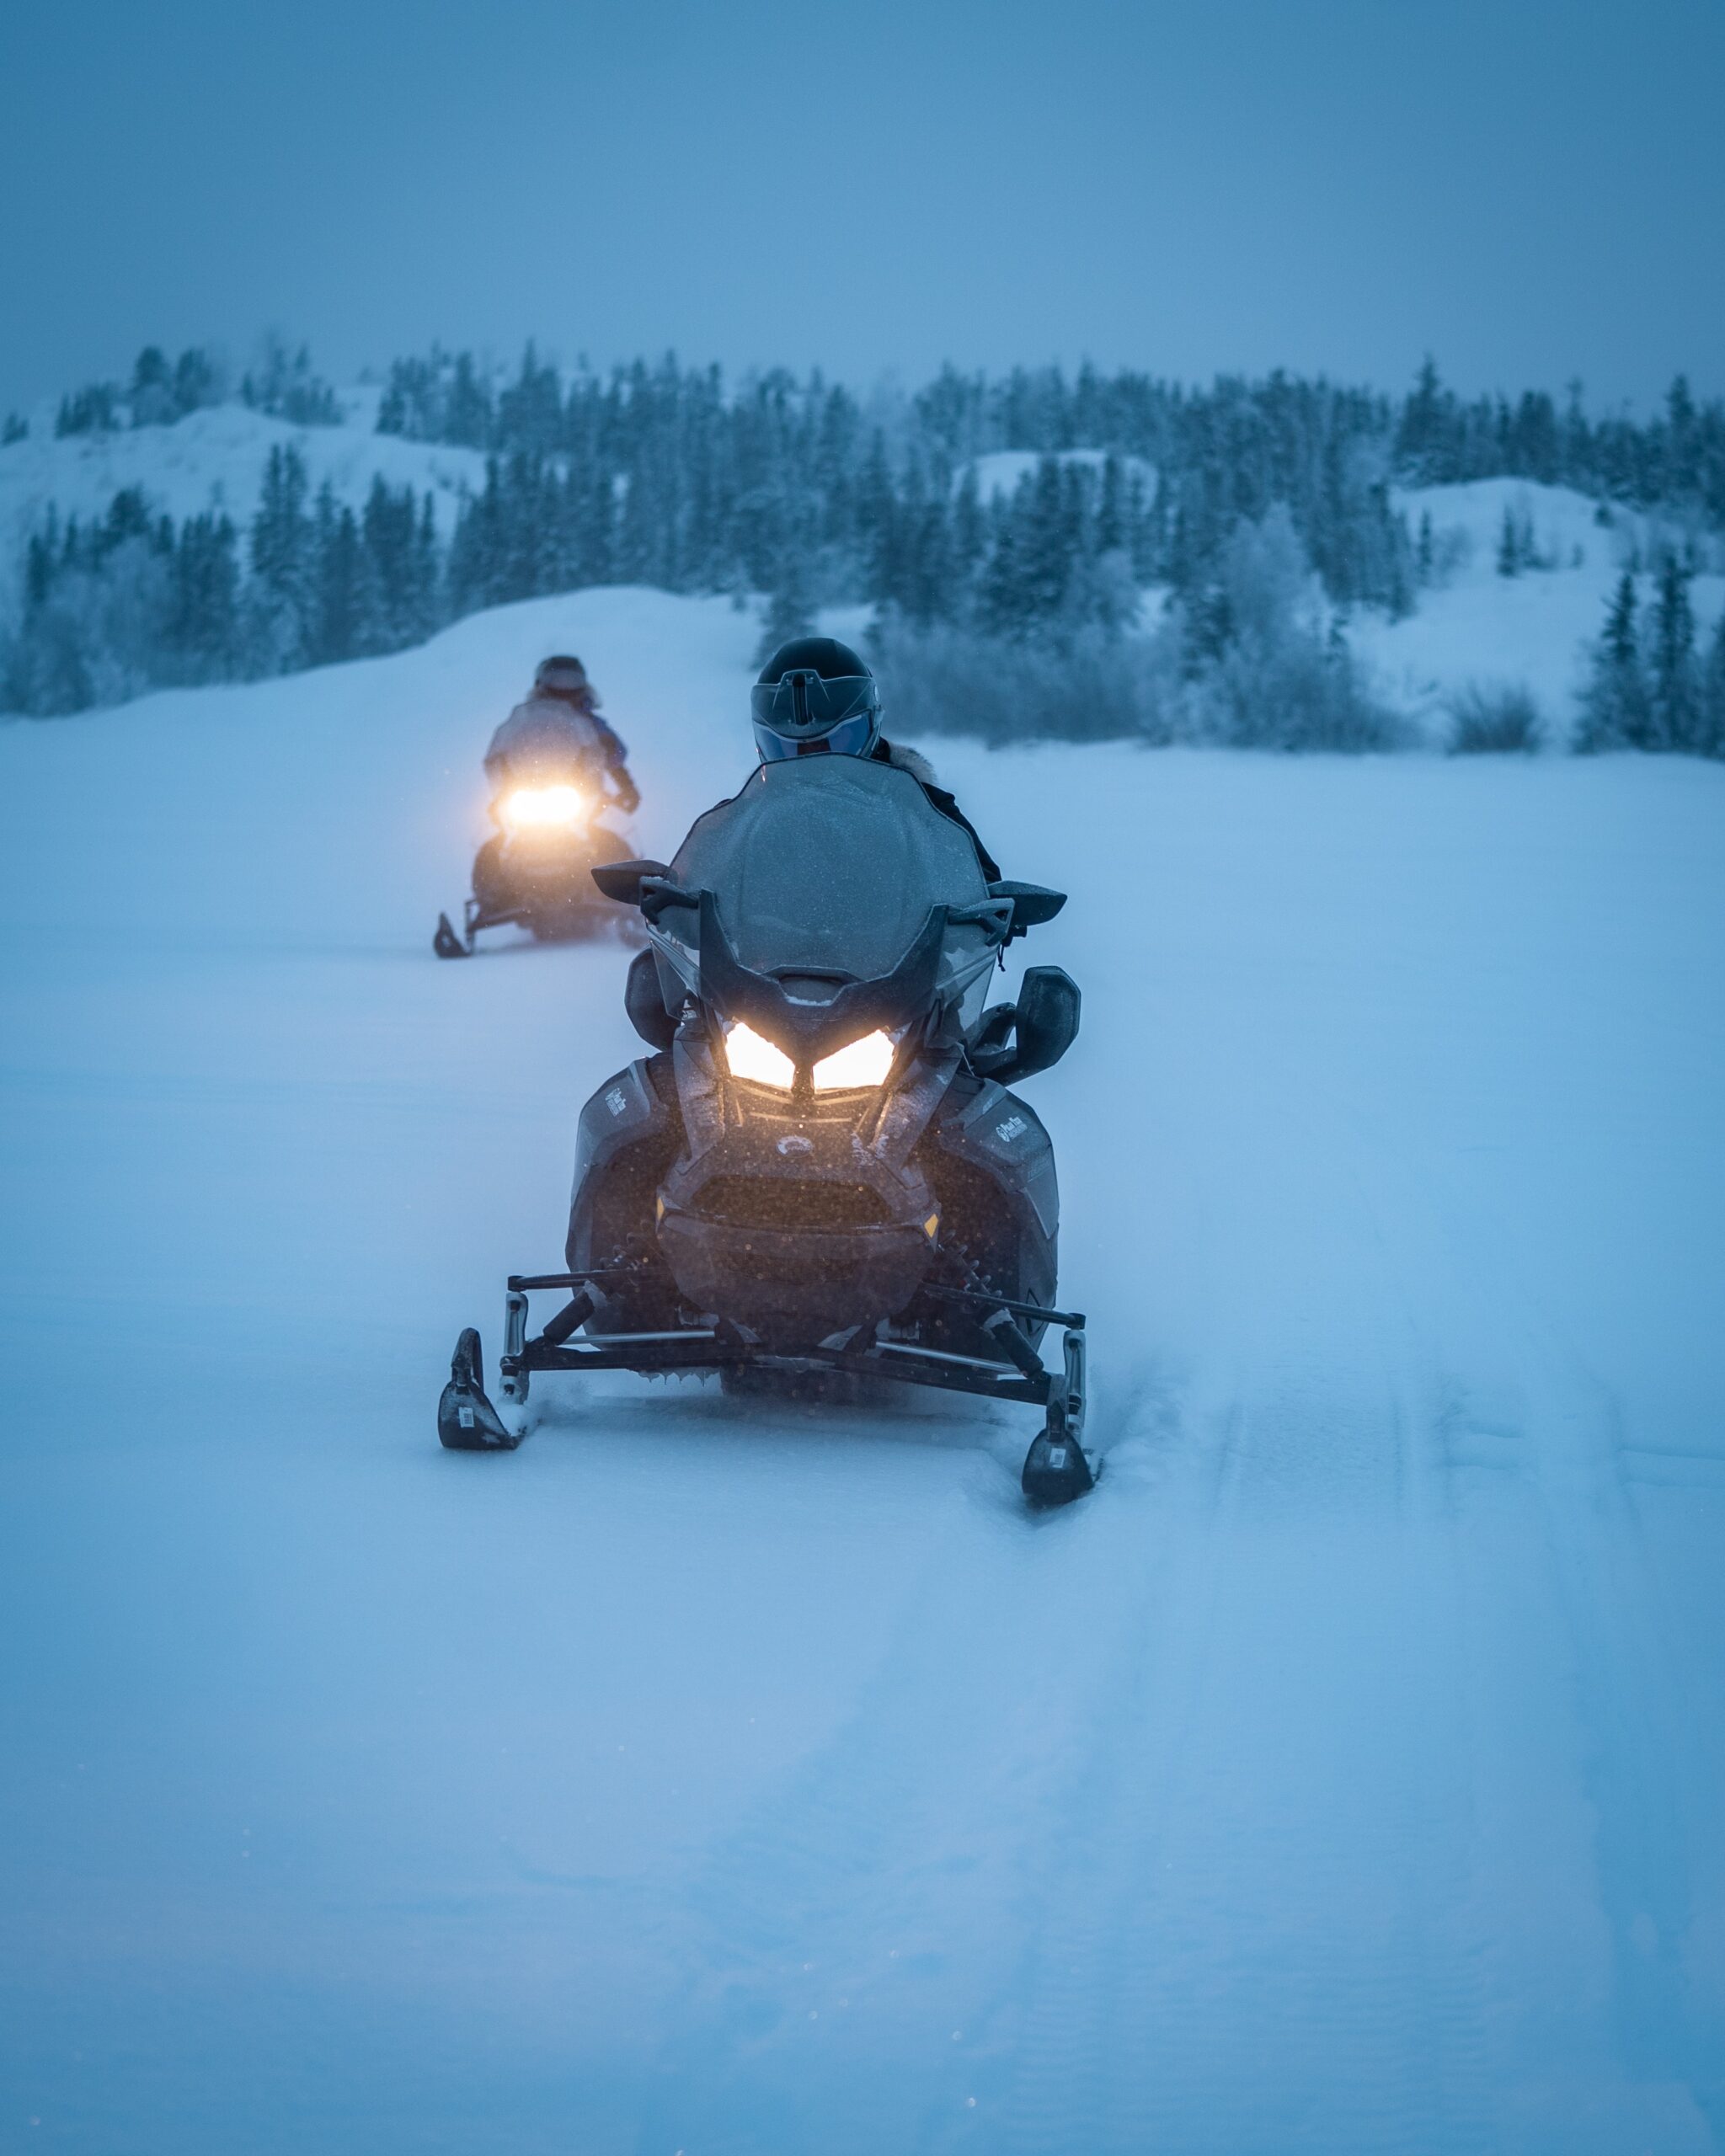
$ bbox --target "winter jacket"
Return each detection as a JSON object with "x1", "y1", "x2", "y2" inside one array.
[
  {"x1": 869, "y1": 738, "x2": 1001, "y2": 883},
  {"x1": 483, "y1": 695, "x2": 631, "y2": 789}
]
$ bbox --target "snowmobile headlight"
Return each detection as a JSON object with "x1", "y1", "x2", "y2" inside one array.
[
  {"x1": 722, "y1": 1020, "x2": 796, "y2": 1091},
  {"x1": 502, "y1": 783, "x2": 586, "y2": 834},
  {"x1": 811, "y1": 1028, "x2": 896, "y2": 1091}
]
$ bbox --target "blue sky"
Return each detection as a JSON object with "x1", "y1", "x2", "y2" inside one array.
[{"x1": 2, "y1": 0, "x2": 1721, "y2": 414}]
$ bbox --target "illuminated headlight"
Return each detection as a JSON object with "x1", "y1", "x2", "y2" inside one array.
[
  {"x1": 502, "y1": 783, "x2": 585, "y2": 834},
  {"x1": 812, "y1": 1029, "x2": 895, "y2": 1091},
  {"x1": 720, "y1": 1022, "x2": 898, "y2": 1092},
  {"x1": 722, "y1": 1021, "x2": 796, "y2": 1090}
]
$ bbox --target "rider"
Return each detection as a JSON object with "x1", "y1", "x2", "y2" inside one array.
[
  {"x1": 485, "y1": 654, "x2": 640, "y2": 816},
  {"x1": 749, "y1": 637, "x2": 1001, "y2": 883},
  {"x1": 618, "y1": 636, "x2": 1003, "y2": 1048}
]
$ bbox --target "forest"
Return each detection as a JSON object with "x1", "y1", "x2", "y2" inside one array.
[{"x1": 4, "y1": 344, "x2": 1723, "y2": 753}]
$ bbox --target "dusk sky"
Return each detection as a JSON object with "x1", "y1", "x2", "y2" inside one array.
[{"x1": 3, "y1": 0, "x2": 1722, "y2": 415}]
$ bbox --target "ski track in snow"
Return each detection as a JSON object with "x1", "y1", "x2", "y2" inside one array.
[{"x1": 3, "y1": 589, "x2": 1724, "y2": 2153}]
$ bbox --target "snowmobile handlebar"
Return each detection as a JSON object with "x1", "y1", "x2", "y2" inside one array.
[{"x1": 590, "y1": 858, "x2": 672, "y2": 909}]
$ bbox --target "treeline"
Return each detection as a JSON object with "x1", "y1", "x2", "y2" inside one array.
[
  {"x1": 388, "y1": 350, "x2": 1418, "y2": 627},
  {"x1": 3, "y1": 449, "x2": 438, "y2": 714},
  {"x1": 378, "y1": 347, "x2": 1725, "y2": 615},
  {"x1": 1397, "y1": 362, "x2": 1725, "y2": 518},
  {"x1": 6, "y1": 343, "x2": 1725, "y2": 744},
  {"x1": 30, "y1": 336, "x2": 343, "y2": 440}
]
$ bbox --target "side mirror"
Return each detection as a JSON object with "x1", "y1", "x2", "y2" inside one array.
[
  {"x1": 590, "y1": 858, "x2": 671, "y2": 908},
  {"x1": 987, "y1": 881, "x2": 1067, "y2": 942},
  {"x1": 989, "y1": 966, "x2": 1081, "y2": 1084}
]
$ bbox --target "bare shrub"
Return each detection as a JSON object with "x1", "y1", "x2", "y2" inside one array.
[{"x1": 1445, "y1": 682, "x2": 1546, "y2": 755}]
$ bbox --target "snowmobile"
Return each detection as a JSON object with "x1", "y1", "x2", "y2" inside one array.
[
  {"x1": 437, "y1": 753, "x2": 1094, "y2": 1505},
  {"x1": 434, "y1": 769, "x2": 639, "y2": 957}
]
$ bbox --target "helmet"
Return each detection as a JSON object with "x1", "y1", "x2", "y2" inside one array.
[
  {"x1": 534, "y1": 654, "x2": 592, "y2": 704},
  {"x1": 751, "y1": 637, "x2": 881, "y2": 763}
]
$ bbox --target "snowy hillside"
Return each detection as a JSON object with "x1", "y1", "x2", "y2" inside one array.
[
  {"x1": 1356, "y1": 478, "x2": 1725, "y2": 743},
  {"x1": 3, "y1": 590, "x2": 1725, "y2": 2153},
  {"x1": 0, "y1": 400, "x2": 486, "y2": 563}
]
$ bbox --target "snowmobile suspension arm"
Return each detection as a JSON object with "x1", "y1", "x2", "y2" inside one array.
[
  {"x1": 496, "y1": 1269, "x2": 1073, "y2": 1409},
  {"x1": 918, "y1": 1281, "x2": 1086, "y2": 1332},
  {"x1": 501, "y1": 1331, "x2": 1055, "y2": 1407}
]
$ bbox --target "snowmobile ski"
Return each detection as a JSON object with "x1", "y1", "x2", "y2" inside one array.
[
  {"x1": 436, "y1": 1327, "x2": 521, "y2": 1449},
  {"x1": 1021, "y1": 1422, "x2": 1097, "y2": 1506},
  {"x1": 433, "y1": 911, "x2": 471, "y2": 960},
  {"x1": 1020, "y1": 1321, "x2": 1096, "y2": 1506}
]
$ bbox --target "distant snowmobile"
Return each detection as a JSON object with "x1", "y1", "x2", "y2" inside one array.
[
  {"x1": 437, "y1": 751, "x2": 1094, "y2": 1505},
  {"x1": 435, "y1": 654, "x2": 642, "y2": 957},
  {"x1": 433, "y1": 767, "x2": 642, "y2": 957}
]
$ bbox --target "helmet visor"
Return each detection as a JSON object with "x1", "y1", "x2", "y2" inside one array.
[
  {"x1": 750, "y1": 668, "x2": 878, "y2": 746},
  {"x1": 753, "y1": 709, "x2": 879, "y2": 762}
]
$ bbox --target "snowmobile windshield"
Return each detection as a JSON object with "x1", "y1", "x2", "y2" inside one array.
[{"x1": 660, "y1": 756, "x2": 1001, "y2": 1005}]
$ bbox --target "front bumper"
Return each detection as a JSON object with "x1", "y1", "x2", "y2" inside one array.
[{"x1": 655, "y1": 1085, "x2": 938, "y2": 1344}]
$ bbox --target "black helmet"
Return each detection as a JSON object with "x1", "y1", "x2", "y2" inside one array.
[
  {"x1": 751, "y1": 637, "x2": 881, "y2": 763},
  {"x1": 534, "y1": 654, "x2": 592, "y2": 703}
]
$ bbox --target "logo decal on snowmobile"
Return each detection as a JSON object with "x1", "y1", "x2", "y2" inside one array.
[
  {"x1": 996, "y1": 1113, "x2": 1028, "y2": 1143},
  {"x1": 777, "y1": 1134, "x2": 814, "y2": 1155},
  {"x1": 606, "y1": 1086, "x2": 628, "y2": 1117}
]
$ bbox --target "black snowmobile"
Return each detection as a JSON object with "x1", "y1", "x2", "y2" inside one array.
[
  {"x1": 434, "y1": 769, "x2": 639, "y2": 958},
  {"x1": 437, "y1": 753, "x2": 1094, "y2": 1504}
]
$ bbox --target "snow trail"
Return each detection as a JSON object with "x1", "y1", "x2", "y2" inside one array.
[{"x1": 3, "y1": 590, "x2": 1724, "y2": 2153}]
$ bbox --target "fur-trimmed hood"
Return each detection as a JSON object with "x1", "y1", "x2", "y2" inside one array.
[{"x1": 880, "y1": 739, "x2": 939, "y2": 787}]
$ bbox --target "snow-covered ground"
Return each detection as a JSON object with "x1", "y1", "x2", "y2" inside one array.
[{"x1": 3, "y1": 589, "x2": 1725, "y2": 2153}]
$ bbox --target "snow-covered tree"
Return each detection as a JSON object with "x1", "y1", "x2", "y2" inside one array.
[
  {"x1": 1576, "y1": 574, "x2": 1650, "y2": 752},
  {"x1": 1648, "y1": 555, "x2": 1700, "y2": 750},
  {"x1": 247, "y1": 445, "x2": 317, "y2": 668}
]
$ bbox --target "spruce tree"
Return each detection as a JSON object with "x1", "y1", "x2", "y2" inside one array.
[
  {"x1": 1575, "y1": 573, "x2": 1650, "y2": 751},
  {"x1": 976, "y1": 478, "x2": 1041, "y2": 639},
  {"x1": 1700, "y1": 612, "x2": 1725, "y2": 760},
  {"x1": 1396, "y1": 358, "x2": 1448, "y2": 482},
  {"x1": 756, "y1": 552, "x2": 815, "y2": 662},
  {"x1": 948, "y1": 467, "x2": 985, "y2": 617},
  {"x1": 1496, "y1": 504, "x2": 1520, "y2": 577},
  {"x1": 173, "y1": 347, "x2": 219, "y2": 418},
  {"x1": 130, "y1": 347, "x2": 174, "y2": 426},
  {"x1": 166, "y1": 512, "x2": 240, "y2": 675},
  {"x1": 1648, "y1": 555, "x2": 1699, "y2": 750},
  {"x1": 445, "y1": 354, "x2": 493, "y2": 449},
  {"x1": 248, "y1": 443, "x2": 315, "y2": 667},
  {"x1": 1022, "y1": 457, "x2": 1074, "y2": 628}
]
